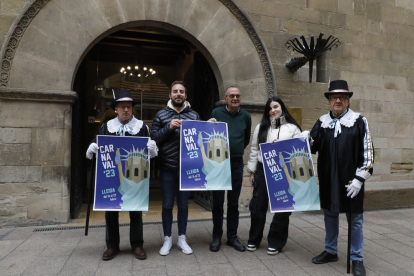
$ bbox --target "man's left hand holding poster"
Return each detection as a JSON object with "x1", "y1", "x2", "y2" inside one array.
[{"x1": 94, "y1": 136, "x2": 150, "y2": 211}]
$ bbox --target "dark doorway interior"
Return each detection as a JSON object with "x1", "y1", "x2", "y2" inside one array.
[{"x1": 70, "y1": 26, "x2": 219, "y2": 219}]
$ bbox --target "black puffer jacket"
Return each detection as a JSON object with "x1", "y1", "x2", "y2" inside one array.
[{"x1": 151, "y1": 105, "x2": 199, "y2": 171}]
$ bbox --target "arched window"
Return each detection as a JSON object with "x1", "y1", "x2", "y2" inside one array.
[
  {"x1": 309, "y1": 169, "x2": 313, "y2": 176},
  {"x1": 292, "y1": 171, "x2": 296, "y2": 179},
  {"x1": 135, "y1": 168, "x2": 139, "y2": 176},
  {"x1": 126, "y1": 170, "x2": 130, "y2": 178},
  {"x1": 299, "y1": 168, "x2": 304, "y2": 176},
  {"x1": 225, "y1": 151, "x2": 228, "y2": 159},
  {"x1": 209, "y1": 151, "x2": 212, "y2": 158},
  {"x1": 144, "y1": 170, "x2": 147, "y2": 178},
  {"x1": 216, "y1": 149, "x2": 220, "y2": 157}
]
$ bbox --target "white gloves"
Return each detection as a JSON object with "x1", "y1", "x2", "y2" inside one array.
[
  {"x1": 86, "y1": 143, "x2": 99, "y2": 160},
  {"x1": 298, "y1": 130, "x2": 310, "y2": 142},
  {"x1": 345, "y1": 179, "x2": 363, "y2": 198},
  {"x1": 147, "y1": 139, "x2": 158, "y2": 158}
]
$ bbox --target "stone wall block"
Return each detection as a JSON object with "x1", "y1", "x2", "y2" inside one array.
[
  {"x1": 21, "y1": 193, "x2": 68, "y2": 223},
  {"x1": 250, "y1": 1, "x2": 292, "y2": 18},
  {"x1": 259, "y1": 16, "x2": 280, "y2": 32},
  {"x1": 9, "y1": 55, "x2": 72, "y2": 90},
  {"x1": 388, "y1": 138, "x2": 414, "y2": 149},
  {"x1": 183, "y1": 0, "x2": 222, "y2": 39},
  {"x1": 210, "y1": 27, "x2": 255, "y2": 67},
  {"x1": 219, "y1": 51, "x2": 264, "y2": 84},
  {"x1": 0, "y1": 144, "x2": 31, "y2": 166},
  {"x1": 351, "y1": 58, "x2": 373, "y2": 74},
  {"x1": 280, "y1": 19, "x2": 308, "y2": 35},
  {"x1": 402, "y1": 149, "x2": 414, "y2": 163},
  {"x1": 31, "y1": 128, "x2": 67, "y2": 166},
  {"x1": 117, "y1": 0, "x2": 145, "y2": 22},
  {"x1": 54, "y1": 0, "x2": 110, "y2": 36},
  {"x1": 364, "y1": 87, "x2": 393, "y2": 102},
  {"x1": 15, "y1": 24, "x2": 80, "y2": 72},
  {"x1": 399, "y1": 103, "x2": 414, "y2": 115},
  {"x1": 372, "y1": 164, "x2": 390, "y2": 175},
  {"x1": 291, "y1": 7, "x2": 320, "y2": 24},
  {"x1": 320, "y1": 11, "x2": 346, "y2": 27},
  {"x1": 0, "y1": 166, "x2": 41, "y2": 183},
  {"x1": 398, "y1": 64, "x2": 414, "y2": 79},
  {"x1": 2, "y1": 183, "x2": 49, "y2": 196},
  {"x1": 405, "y1": 9, "x2": 414, "y2": 26},
  {"x1": 0, "y1": 128, "x2": 31, "y2": 144},
  {"x1": 369, "y1": 123, "x2": 395, "y2": 138},
  {"x1": 393, "y1": 90, "x2": 414, "y2": 103},
  {"x1": 29, "y1": 2, "x2": 92, "y2": 52},
  {"x1": 343, "y1": 43, "x2": 361, "y2": 59},
  {"x1": 367, "y1": 19, "x2": 381, "y2": 34},
  {"x1": 391, "y1": 50, "x2": 414, "y2": 65},
  {"x1": 41, "y1": 166, "x2": 70, "y2": 194},
  {"x1": 0, "y1": 17, "x2": 14, "y2": 37},
  {"x1": 338, "y1": 0, "x2": 354, "y2": 15},
  {"x1": 366, "y1": 33, "x2": 389, "y2": 49},
  {"x1": 0, "y1": 0, "x2": 28, "y2": 17},
  {"x1": 361, "y1": 46, "x2": 391, "y2": 62},
  {"x1": 351, "y1": 72, "x2": 383, "y2": 88},
  {"x1": 198, "y1": 6, "x2": 242, "y2": 51},
  {"x1": 397, "y1": 0, "x2": 414, "y2": 10},
  {"x1": 407, "y1": 78, "x2": 414, "y2": 92},
  {"x1": 281, "y1": 95, "x2": 317, "y2": 109},
  {"x1": 0, "y1": 101, "x2": 71, "y2": 128},
  {"x1": 399, "y1": 24, "x2": 414, "y2": 39},
  {"x1": 373, "y1": 138, "x2": 387, "y2": 148},
  {"x1": 165, "y1": 0, "x2": 193, "y2": 27},
  {"x1": 276, "y1": 80, "x2": 310, "y2": 95},
  {"x1": 381, "y1": 5, "x2": 406, "y2": 24},
  {"x1": 90, "y1": 0, "x2": 125, "y2": 27},
  {"x1": 143, "y1": 0, "x2": 168, "y2": 21},
  {"x1": 379, "y1": 21, "x2": 400, "y2": 35},
  {"x1": 353, "y1": 0, "x2": 366, "y2": 16},
  {"x1": 346, "y1": 15, "x2": 366, "y2": 31},
  {"x1": 378, "y1": 148, "x2": 402, "y2": 163},
  {"x1": 306, "y1": 0, "x2": 338, "y2": 12}
]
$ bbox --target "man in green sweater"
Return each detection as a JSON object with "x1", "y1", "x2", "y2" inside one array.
[{"x1": 209, "y1": 86, "x2": 252, "y2": 252}]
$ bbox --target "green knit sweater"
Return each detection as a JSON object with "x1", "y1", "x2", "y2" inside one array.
[{"x1": 210, "y1": 106, "x2": 252, "y2": 158}]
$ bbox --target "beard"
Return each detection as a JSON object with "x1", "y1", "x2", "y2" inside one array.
[{"x1": 171, "y1": 98, "x2": 184, "y2": 107}]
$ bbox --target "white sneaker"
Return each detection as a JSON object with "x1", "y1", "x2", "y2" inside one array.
[
  {"x1": 159, "y1": 236, "x2": 172, "y2": 256},
  {"x1": 177, "y1": 235, "x2": 193, "y2": 255}
]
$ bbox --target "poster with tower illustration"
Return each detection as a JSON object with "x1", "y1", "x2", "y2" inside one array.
[
  {"x1": 180, "y1": 120, "x2": 232, "y2": 191},
  {"x1": 259, "y1": 138, "x2": 320, "y2": 213},
  {"x1": 94, "y1": 136, "x2": 150, "y2": 211}
]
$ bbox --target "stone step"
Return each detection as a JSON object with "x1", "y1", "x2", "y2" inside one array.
[{"x1": 365, "y1": 180, "x2": 414, "y2": 211}]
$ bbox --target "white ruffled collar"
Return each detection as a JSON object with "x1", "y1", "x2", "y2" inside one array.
[
  {"x1": 107, "y1": 116, "x2": 143, "y2": 135},
  {"x1": 320, "y1": 109, "x2": 360, "y2": 128}
]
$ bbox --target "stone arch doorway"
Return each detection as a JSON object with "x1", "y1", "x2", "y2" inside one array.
[
  {"x1": 0, "y1": 0, "x2": 275, "y2": 225},
  {"x1": 71, "y1": 23, "x2": 220, "y2": 218}
]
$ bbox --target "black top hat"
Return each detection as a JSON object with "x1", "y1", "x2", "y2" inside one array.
[
  {"x1": 324, "y1": 80, "x2": 353, "y2": 99},
  {"x1": 110, "y1": 89, "x2": 136, "y2": 110}
]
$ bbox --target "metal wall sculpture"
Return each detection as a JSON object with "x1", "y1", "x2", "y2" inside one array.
[{"x1": 285, "y1": 33, "x2": 341, "y2": 83}]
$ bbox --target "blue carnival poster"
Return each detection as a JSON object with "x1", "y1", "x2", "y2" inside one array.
[
  {"x1": 94, "y1": 136, "x2": 150, "y2": 211},
  {"x1": 180, "y1": 120, "x2": 232, "y2": 191},
  {"x1": 260, "y1": 138, "x2": 320, "y2": 213}
]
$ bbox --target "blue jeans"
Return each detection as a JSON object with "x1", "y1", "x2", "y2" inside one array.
[
  {"x1": 212, "y1": 157, "x2": 244, "y2": 239},
  {"x1": 160, "y1": 170, "x2": 191, "y2": 236},
  {"x1": 324, "y1": 209, "x2": 364, "y2": 261}
]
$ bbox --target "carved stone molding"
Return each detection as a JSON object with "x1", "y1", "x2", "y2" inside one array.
[
  {"x1": 219, "y1": 0, "x2": 276, "y2": 97},
  {"x1": 0, "y1": 0, "x2": 50, "y2": 88},
  {"x1": 0, "y1": 88, "x2": 77, "y2": 103},
  {"x1": 0, "y1": 0, "x2": 276, "y2": 97}
]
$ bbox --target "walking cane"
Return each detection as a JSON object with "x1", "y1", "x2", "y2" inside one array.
[
  {"x1": 85, "y1": 157, "x2": 96, "y2": 236},
  {"x1": 347, "y1": 180, "x2": 352, "y2": 274}
]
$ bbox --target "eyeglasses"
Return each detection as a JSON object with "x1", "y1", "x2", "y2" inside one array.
[
  {"x1": 329, "y1": 95, "x2": 349, "y2": 101},
  {"x1": 226, "y1": 94, "x2": 241, "y2": 99},
  {"x1": 117, "y1": 105, "x2": 132, "y2": 110}
]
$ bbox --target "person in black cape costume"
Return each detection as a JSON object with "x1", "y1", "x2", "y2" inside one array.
[
  {"x1": 86, "y1": 89, "x2": 158, "y2": 261},
  {"x1": 310, "y1": 80, "x2": 374, "y2": 276}
]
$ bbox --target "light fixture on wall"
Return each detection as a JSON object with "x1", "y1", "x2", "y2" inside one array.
[{"x1": 120, "y1": 65, "x2": 156, "y2": 78}]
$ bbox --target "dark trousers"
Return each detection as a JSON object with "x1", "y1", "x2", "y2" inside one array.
[
  {"x1": 160, "y1": 170, "x2": 191, "y2": 236},
  {"x1": 212, "y1": 157, "x2": 244, "y2": 239},
  {"x1": 248, "y1": 162, "x2": 291, "y2": 249},
  {"x1": 105, "y1": 211, "x2": 143, "y2": 250}
]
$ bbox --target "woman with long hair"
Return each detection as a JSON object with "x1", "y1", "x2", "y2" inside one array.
[{"x1": 246, "y1": 96, "x2": 309, "y2": 255}]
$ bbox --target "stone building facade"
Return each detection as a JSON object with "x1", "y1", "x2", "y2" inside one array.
[{"x1": 0, "y1": 0, "x2": 413, "y2": 226}]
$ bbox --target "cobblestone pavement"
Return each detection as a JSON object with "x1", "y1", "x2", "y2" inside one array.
[{"x1": 1, "y1": 208, "x2": 414, "y2": 276}]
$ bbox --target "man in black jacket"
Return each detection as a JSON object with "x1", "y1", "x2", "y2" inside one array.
[{"x1": 151, "y1": 81, "x2": 199, "y2": 256}]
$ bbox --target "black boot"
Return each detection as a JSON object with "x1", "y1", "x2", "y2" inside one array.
[
  {"x1": 209, "y1": 238, "x2": 221, "y2": 252},
  {"x1": 312, "y1": 250, "x2": 338, "y2": 264},
  {"x1": 352, "y1": 260, "x2": 366, "y2": 276},
  {"x1": 226, "y1": 236, "x2": 246, "y2": 252}
]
